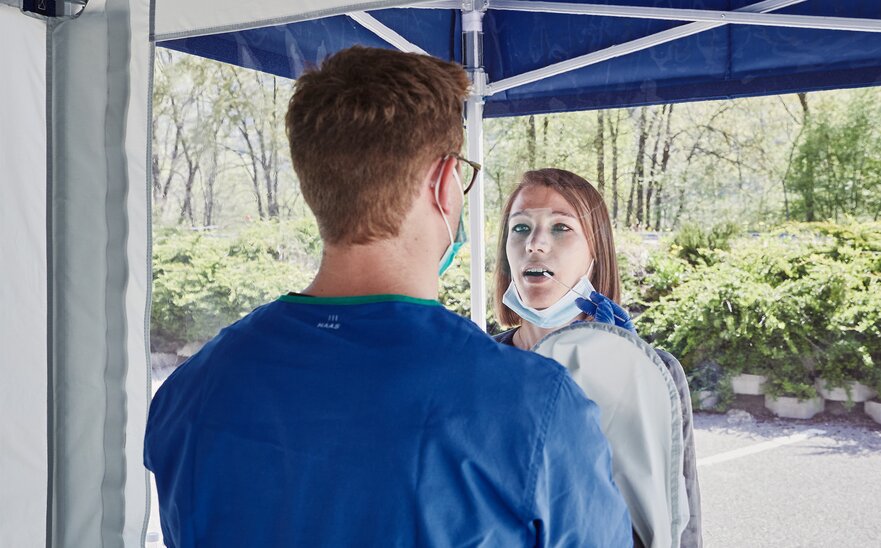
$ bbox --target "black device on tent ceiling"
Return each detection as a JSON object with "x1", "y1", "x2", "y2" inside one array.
[
  {"x1": 20, "y1": 0, "x2": 86, "y2": 18},
  {"x1": 23, "y1": 0, "x2": 60, "y2": 16}
]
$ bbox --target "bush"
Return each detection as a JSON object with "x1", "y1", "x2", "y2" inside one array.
[
  {"x1": 439, "y1": 246, "x2": 472, "y2": 320},
  {"x1": 152, "y1": 221, "x2": 496, "y2": 351},
  {"x1": 640, "y1": 222, "x2": 881, "y2": 396},
  {"x1": 613, "y1": 229, "x2": 651, "y2": 309},
  {"x1": 151, "y1": 221, "x2": 316, "y2": 351},
  {"x1": 642, "y1": 252, "x2": 692, "y2": 302},
  {"x1": 439, "y1": 245, "x2": 503, "y2": 334},
  {"x1": 670, "y1": 221, "x2": 740, "y2": 267}
]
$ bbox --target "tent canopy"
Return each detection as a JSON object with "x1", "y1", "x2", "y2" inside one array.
[{"x1": 158, "y1": 1, "x2": 881, "y2": 117}]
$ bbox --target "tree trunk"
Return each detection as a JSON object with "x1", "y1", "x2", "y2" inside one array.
[
  {"x1": 201, "y1": 146, "x2": 218, "y2": 226},
  {"x1": 256, "y1": 125, "x2": 279, "y2": 218},
  {"x1": 239, "y1": 122, "x2": 265, "y2": 220},
  {"x1": 804, "y1": 162, "x2": 816, "y2": 222},
  {"x1": 267, "y1": 77, "x2": 281, "y2": 218},
  {"x1": 780, "y1": 94, "x2": 810, "y2": 222},
  {"x1": 609, "y1": 111, "x2": 620, "y2": 223},
  {"x1": 151, "y1": 115, "x2": 162, "y2": 201},
  {"x1": 155, "y1": 97, "x2": 185, "y2": 218},
  {"x1": 797, "y1": 92, "x2": 810, "y2": 119},
  {"x1": 595, "y1": 110, "x2": 606, "y2": 195},
  {"x1": 542, "y1": 117, "x2": 550, "y2": 165},
  {"x1": 673, "y1": 186, "x2": 687, "y2": 227},
  {"x1": 625, "y1": 179, "x2": 635, "y2": 227},
  {"x1": 175, "y1": 104, "x2": 198, "y2": 226},
  {"x1": 178, "y1": 155, "x2": 197, "y2": 226},
  {"x1": 654, "y1": 104, "x2": 675, "y2": 230},
  {"x1": 797, "y1": 93, "x2": 814, "y2": 221},
  {"x1": 645, "y1": 106, "x2": 666, "y2": 228},
  {"x1": 631, "y1": 107, "x2": 649, "y2": 228},
  {"x1": 526, "y1": 115, "x2": 536, "y2": 170}
]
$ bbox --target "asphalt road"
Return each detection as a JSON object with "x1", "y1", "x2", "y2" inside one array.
[{"x1": 694, "y1": 411, "x2": 881, "y2": 547}]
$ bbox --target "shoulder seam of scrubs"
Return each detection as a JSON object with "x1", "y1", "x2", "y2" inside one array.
[
  {"x1": 520, "y1": 368, "x2": 567, "y2": 521},
  {"x1": 277, "y1": 294, "x2": 441, "y2": 307}
]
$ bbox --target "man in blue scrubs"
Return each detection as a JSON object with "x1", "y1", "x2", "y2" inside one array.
[{"x1": 145, "y1": 46, "x2": 631, "y2": 547}]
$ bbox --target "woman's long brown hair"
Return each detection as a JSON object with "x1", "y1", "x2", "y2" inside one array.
[{"x1": 493, "y1": 168, "x2": 621, "y2": 328}]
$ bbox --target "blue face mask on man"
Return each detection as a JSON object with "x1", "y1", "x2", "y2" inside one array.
[{"x1": 435, "y1": 160, "x2": 467, "y2": 277}]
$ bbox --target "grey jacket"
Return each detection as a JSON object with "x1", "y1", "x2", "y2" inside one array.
[{"x1": 494, "y1": 329, "x2": 703, "y2": 548}]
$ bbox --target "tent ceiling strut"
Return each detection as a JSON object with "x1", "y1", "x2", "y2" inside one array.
[
  {"x1": 408, "y1": 1, "x2": 881, "y2": 34},
  {"x1": 392, "y1": 1, "x2": 880, "y2": 95},
  {"x1": 348, "y1": 11, "x2": 429, "y2": 54},
  {"x1": 491, "y1": 2, "x2": 881, "y2": 33},
  {"x1": 486, "y1": 0, "x2": 805, "y2": 95}
]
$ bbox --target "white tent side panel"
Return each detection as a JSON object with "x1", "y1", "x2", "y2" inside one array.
[
  {"x1": 0, "y1": 8, "x2": 49, "y2": 548},
  {"x1": 152, "y1": 0, "x2": 416, "y2": 40},
  {"x1": 0, "y1": 0, "x2": 150, "y2": 544},
  {"x1": 45, "y1": 0, "x2": 152, "y2": 545}
]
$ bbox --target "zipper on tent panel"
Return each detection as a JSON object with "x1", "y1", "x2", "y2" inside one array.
[{"x1": 45, "y1": 15, "x2": 56, "y2": 548}]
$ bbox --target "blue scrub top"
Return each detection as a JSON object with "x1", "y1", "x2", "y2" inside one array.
[{"x1": 145, "y1": 294, "x2": 631, "y2": 547}]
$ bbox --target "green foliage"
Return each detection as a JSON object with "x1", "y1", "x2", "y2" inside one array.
[
  {"x1": 670, "y1": 221, "x2": 740, "y2": 266},
  {"x1": 787, "y1": 92, "x2": 881, "y2": 223},
  {"x1": 642, "y1": 252, "x2": 693, "y2": 302},
  {"x1": 151, "y1": 221, "x2": 317, "y2": 351},
  {"x1": 639, "y1": 221, "x2": 881, "y2": 396},
  {"x1": 688, "y1": 361, "x2": 723, "y2": 392},
  {"x1": 438, "y1": 246, "x2": 472, "y2": 321},
  {"x1": 688, "y1": 362, "x2": 735, "y2": 412},
  {"x1": 437, "y1": 244, "x2": 502, "y2": 334},
  {"x1": 611, "y1": 230, "x2": 650, "y2": 308},
  {"x1": 765, "y1": 379, "x2": 818, "y2": 401},
  {"x1": 152, "y1": 220, "x2": 501, "y2": 350},
  {"x1": 713, "y1": 377, "x2": 735, "y2": 412}
]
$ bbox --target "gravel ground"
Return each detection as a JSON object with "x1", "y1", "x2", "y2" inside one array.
[{"x1": 694, "y1": 411, "x2": 881, "y2": 548}]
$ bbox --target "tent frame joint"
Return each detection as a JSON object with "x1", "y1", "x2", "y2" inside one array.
[{"x1": 461, "y1": 0, "x2": 489, "y2": 13}]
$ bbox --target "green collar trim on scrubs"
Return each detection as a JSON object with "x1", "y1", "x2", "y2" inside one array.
[{"x1": 278, "y1": 294, "x2": 441, "y2": 307}]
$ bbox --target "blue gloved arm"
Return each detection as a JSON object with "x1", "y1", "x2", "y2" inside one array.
[{"x1": 575, "y1": 292, "x2": 636, "y2": 333}]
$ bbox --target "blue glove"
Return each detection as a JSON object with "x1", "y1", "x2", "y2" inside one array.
[{"x1": 575, "y1": 292, "x2": 636, "y2": 334}]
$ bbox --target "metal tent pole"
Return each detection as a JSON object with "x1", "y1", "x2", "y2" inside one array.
[
  {"x1": 347, "y1": 2, "x2": 489, "y2": 329},
  {"x1": 462, "y1": 1, "x2": 487, "y2": 330}
]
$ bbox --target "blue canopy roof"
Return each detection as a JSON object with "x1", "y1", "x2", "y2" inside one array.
[{"x1": 160, "y1": 1, "x2": 881, "y2": 117}]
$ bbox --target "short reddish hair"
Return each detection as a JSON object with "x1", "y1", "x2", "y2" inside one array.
[
  {"x1": 286, "y1": 46, "x2": 470, "y2": 245},
  {"x1": 493, "y1": 169, "x2": 622, "y2": 328}
]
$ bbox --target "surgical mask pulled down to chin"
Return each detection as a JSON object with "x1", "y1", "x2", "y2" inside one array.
[
  {"x1": 435, "y1": 164, "x2": 467, "y2": 276},
  {"x1": 503, "y1": 267, "x2": 596, "y2": 329}
]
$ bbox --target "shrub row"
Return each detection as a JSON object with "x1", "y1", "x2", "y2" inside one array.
[
  {"x1": 636, "y1": 222, "x2": 881, "y2": 399},
  {"x1": 151, "y1": 220, "x2": 479, "y2": 351},
  {"x1": 152, "y1": 219, "x2": 881, "y2": 403}
]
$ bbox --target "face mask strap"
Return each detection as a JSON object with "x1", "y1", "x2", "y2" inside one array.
[
  {"x1": 433, "y1": 156, "x2": 464, "y2": 247},
  {"x1": 434, "y1": 156, "x2": 468, "y2": 276}
]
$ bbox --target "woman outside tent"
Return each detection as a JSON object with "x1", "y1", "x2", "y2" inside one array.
[{"x1": 492, "y1": 168, "x2": 702, "y2": 548}]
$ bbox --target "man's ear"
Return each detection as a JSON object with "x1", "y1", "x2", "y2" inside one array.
[{"x1": 433, "y1": 155, "x2": 461, "y2": 215}]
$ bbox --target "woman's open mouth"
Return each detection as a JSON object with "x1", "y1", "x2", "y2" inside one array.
[{"x1": 522, "y1": 266, "x2": 554, "y2": 283}]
